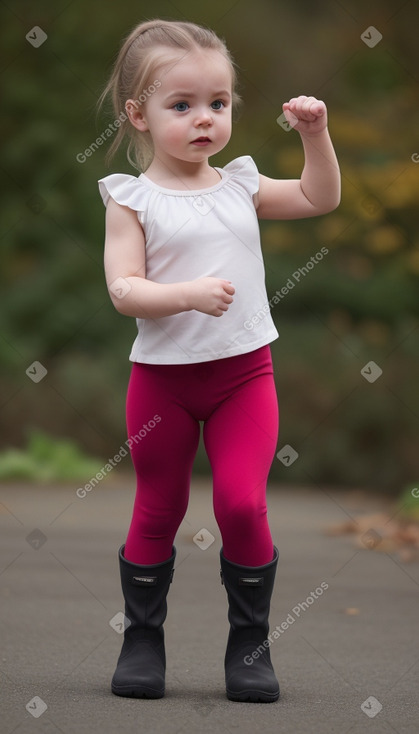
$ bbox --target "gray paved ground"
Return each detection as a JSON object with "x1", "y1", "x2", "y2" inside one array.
[{"x1": 1, "y1": 477, "x2": 418, "y2": 733}]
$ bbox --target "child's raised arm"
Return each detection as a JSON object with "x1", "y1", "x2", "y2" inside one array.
[
  {"x1": 103, "y1": 198, "x2": 235, "y2": 319},
  {"x1": 255, "y1": 95, "x2": 341, "y2": 220}
]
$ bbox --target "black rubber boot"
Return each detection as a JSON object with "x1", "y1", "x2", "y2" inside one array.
[
  {"x1": 219, "y1": 546, "x2": 280, "y2": 703},
  {"x1": 111, "y1": 544, "x2": 176, "y2": 698}
]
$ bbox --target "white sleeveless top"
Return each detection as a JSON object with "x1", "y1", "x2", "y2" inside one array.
[{"x1": 98, "y1": 155, "x2": 279, "y2": 364}]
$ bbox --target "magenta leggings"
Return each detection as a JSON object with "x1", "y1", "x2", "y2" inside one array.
[{"x1": 124, "y1": 344, "x2": 279, "y2": 567}]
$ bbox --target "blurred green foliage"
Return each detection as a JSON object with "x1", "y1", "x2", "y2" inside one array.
[
  {"x1": 1, "y1": 0, "x2": 418, "y2": 493},
  {"x1": 396, "y1": 483, "x2": 419, "y2": 521},
  {"x1": 0, "y1": 428, "x2": 103, "y2": 481}
]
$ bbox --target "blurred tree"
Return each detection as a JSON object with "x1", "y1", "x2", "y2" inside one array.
[{"x1": 1, "y1": 0, "x2": 418, "y2": 491}]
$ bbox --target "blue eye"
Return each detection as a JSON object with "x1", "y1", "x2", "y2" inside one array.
[
  {"x1": 211, "y1": 100, "x2": 224, "y2": 110},
  {"x1": 174, "y1": 102, "x2": 189, "y2": 112}
]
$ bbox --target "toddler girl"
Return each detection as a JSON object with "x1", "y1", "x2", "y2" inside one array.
[{"x1": 97, "y1": 18, "x2": 340, "y2": 703}]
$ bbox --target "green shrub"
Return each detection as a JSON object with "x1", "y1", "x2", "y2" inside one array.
[{"x1": 0, "y1": 429, "x2": 103, "y2": 482}]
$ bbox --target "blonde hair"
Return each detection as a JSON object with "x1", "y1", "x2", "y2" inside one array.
[{"x1": 97, "y1": 18, "x2": 242, "y2": 171}]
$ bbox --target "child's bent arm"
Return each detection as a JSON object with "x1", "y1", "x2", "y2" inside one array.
[
  {"x1": 103, "y1": 198, "x2": 234, "y2": 318},
  {"x1": 256, "y1": 128, "x2": 340, "y2": 220},
  {"x1": 256, "y1": 97, "x2": 341, "y2": 220},
  {"x1": 103, "y1": 198, "x2": 185, "y2": 318}
]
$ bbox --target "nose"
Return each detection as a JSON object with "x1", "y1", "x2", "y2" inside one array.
[{"x1": 194, "y1": 107, "x2": 213, "y2": 127}]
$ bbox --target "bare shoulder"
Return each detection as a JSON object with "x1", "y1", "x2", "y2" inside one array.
[{"x1": 105, "y1": 196, "x2": 143, "y2": 236}]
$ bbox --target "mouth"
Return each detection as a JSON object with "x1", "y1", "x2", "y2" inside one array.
[{"x1": 191, "y1": 136, "x2": 212, "y2": 145}]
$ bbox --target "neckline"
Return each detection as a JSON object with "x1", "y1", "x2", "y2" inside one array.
[{"x1": 138, "y1": 167, "x2": 227, "y2": 196}]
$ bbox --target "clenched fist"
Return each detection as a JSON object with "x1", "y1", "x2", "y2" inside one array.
[
  {"x1": 282, "y1": 95, "x2": 328, "y2": 136},
  {"x1": 185, "y1": 277, "x2": 235, "y2": 317}
]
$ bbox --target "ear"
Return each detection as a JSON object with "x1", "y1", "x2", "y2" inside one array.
[{"x1": 125, "y1": 99, "x2": 149, "y2": 132}]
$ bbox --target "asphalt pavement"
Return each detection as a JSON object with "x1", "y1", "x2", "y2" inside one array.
[{"x1": 1, "y1": 476, "x2": 418, "y2": 734}]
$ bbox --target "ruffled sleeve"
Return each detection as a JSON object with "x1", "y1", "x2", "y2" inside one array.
[
  {"x1": 97, "y1": 173, "x2": 150, "y2": 224},
  {"x1": 222, "y1": 155, "x2": 260, "y2": 197}
]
